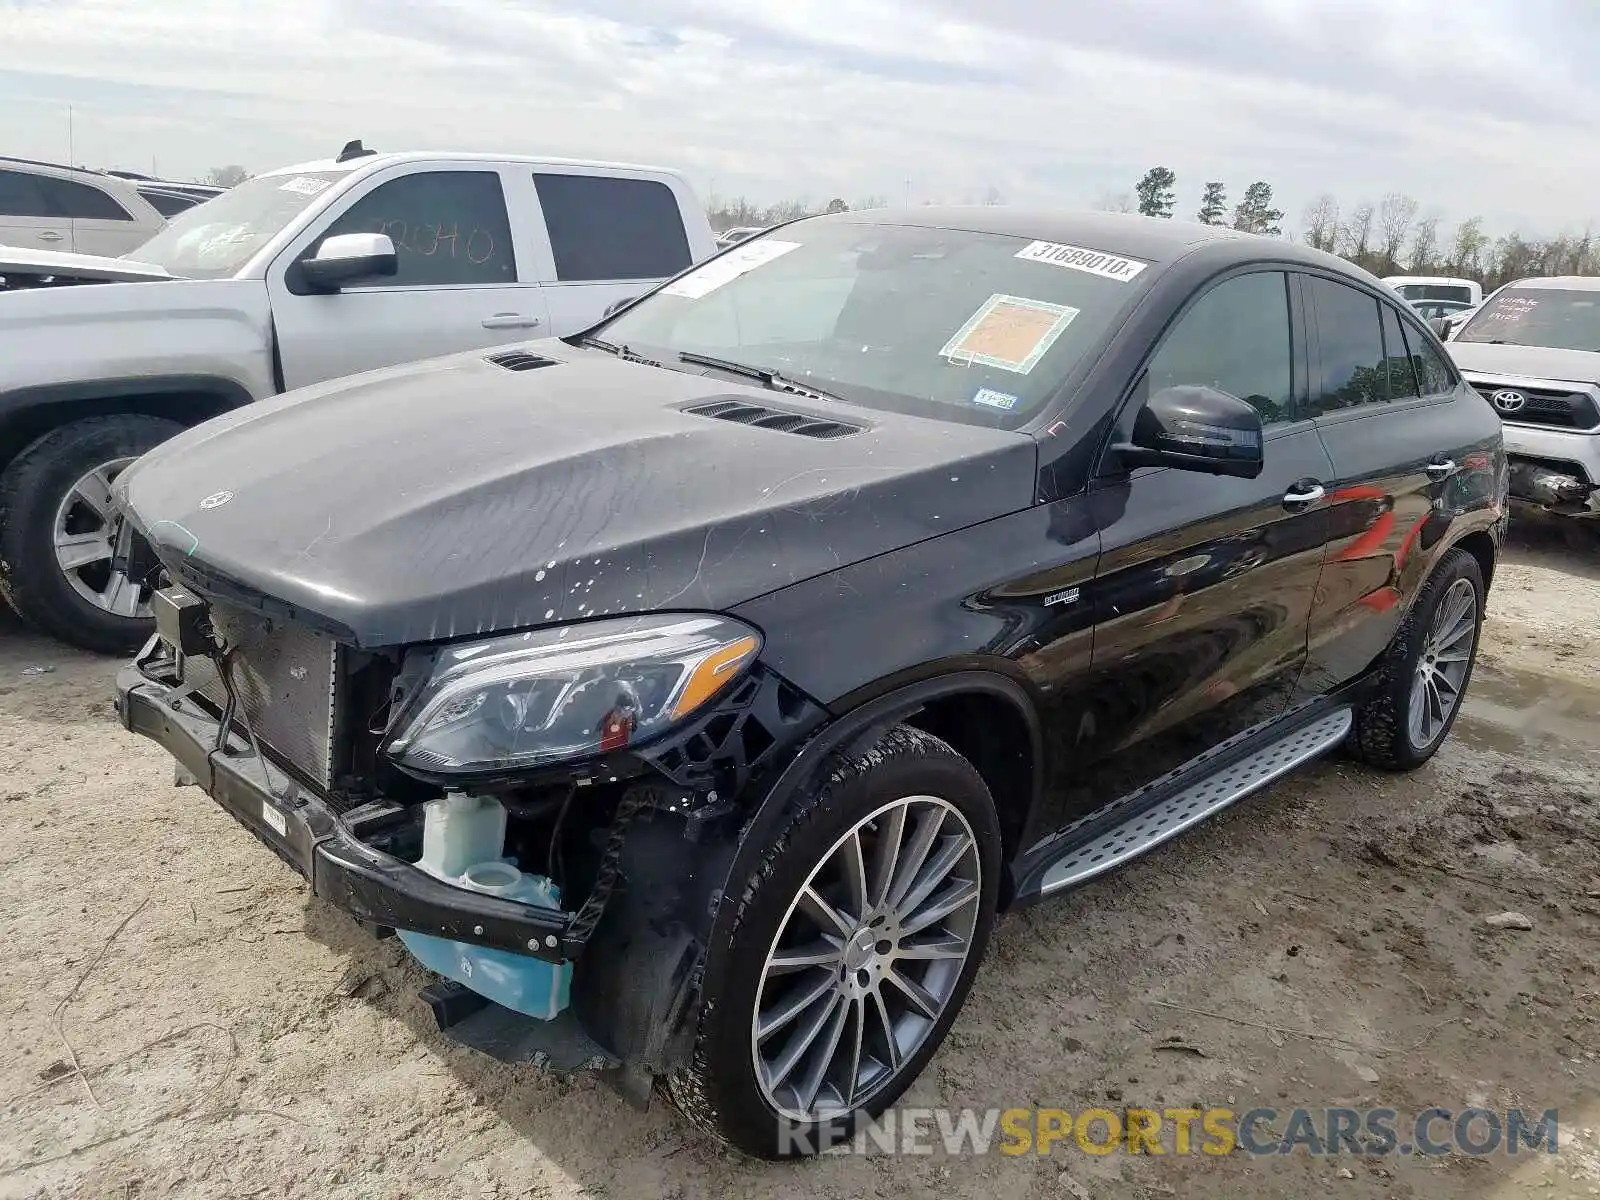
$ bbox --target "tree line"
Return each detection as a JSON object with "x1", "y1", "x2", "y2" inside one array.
[{"x1": 1122, "y1": 166, "x2": 1595, "y2": 291}]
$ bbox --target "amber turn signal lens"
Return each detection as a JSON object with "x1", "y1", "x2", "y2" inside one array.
[{"x1": 671, "y1": 636, "x2": 760, "y2": 720}]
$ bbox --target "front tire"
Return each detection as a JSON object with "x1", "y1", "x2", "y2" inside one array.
[
  {"x1": 1348, "y1": 547, "x2": 1484, "y2": 770},
  {"x1": 666, "y1": 725, "x2": 1001, "y2": 1158},
  {"x1": 0, "y1": 414, "x2": 182, "y2": 655}
]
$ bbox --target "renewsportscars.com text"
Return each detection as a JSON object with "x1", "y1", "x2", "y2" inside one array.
[{"x1": 779, "y1": 1106, "x2": 1561, "y2": 1158}]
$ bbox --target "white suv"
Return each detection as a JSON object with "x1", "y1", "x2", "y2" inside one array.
[{"x1": 0, "y1": 157, "x2": 168, "y2": 256}]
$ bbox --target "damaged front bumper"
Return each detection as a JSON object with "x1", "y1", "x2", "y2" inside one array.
[{"x1": 115, "y1": 663, "x2": 584, "y2": 964}]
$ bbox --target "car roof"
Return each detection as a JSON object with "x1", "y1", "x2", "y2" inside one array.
[
  {"x1": 803, "y1": 206, "x2": 1370, "y2": 276},
  {"x1": 1503, "y1": 276, "x2": 1600, "y2": 292},
  {"x1": 256, "y1": 151, "x2": 690, "y2": 181}
]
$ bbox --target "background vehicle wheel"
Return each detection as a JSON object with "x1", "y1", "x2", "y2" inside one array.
[
  {"x1": 666, "y1": 724, "x2": 1001, "y2": 1158},
  {"x1": 1347, "y1": 547, "x2": 1484, "y2": 771},
  {"x1": 0, "y1": 414, "x2": 182, "y2": 655}
]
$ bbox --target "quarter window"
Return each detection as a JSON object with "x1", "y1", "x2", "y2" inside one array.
[
  {"x1": 1145, "y1": 271, "x2": 1295, "y2": 424},
  {"x1": 534, "y1": 173, "x2": 692, "y2": 282},
  {"x1": 40, "y1": 178, "x2": 132, "y2": 221},
  {"x1": 315, "y1": 171, "x2": 517, "y2": 287},
  {"x1": 1411, "y1": 333, "x2": 1458, "y2": 395},
  {"x1": 1307, "y1": 277, "x2": 1386, "y2": 413},
  {"x1": 1380, "y1": 305, "x2": 1421, "y2": 401}
]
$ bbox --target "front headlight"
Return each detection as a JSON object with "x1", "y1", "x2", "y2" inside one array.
[{"x1": 385, "y1": 614, "x2": 761, "y2": 775}]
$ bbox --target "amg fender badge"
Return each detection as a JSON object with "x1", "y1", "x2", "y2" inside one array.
[{"x1": 1044, "y1": 587, "x2": 1081, "y2": 608}]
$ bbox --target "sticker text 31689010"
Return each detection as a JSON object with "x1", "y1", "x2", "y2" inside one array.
[
  {"x1": 939, "y1": 294, "x2": 1079, "y2": 375},
  {"x1": 1015, "y1": 241, "x2": 1148, "y2": 283}
]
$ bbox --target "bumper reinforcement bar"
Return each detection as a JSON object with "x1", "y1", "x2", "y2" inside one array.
[{"x1": 117, "y1": 666, "x2": 583, "y2": 963}]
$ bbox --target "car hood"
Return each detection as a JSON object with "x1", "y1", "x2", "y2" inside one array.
[
  {"x1": 1447, "y1": 340, "x2": 1600, "y2": 387},
  {"x1": 0, "y1": 244, "x2": 173, "y2": 283},
  {"x1": 115, "y1": 345, "x2": 1038, "y2": 647}
]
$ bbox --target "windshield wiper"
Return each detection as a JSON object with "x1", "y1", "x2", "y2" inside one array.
[
  {"x1": 677, "y1": 351, "x2": 842, "y2": 403},
  {"x1": 579, "y1": 336, "x2": 662, "y2": 367}
]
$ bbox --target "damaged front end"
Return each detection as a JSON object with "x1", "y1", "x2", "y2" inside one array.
[{"x1": 115, "y1": 573, "x2": 826, "y2": 1096}]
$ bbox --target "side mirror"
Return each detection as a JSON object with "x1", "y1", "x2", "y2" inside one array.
[
  {"x1": 1112, "y1": 384, "x2": 1265, "y2": 479},
  {"x1": 1427, "y1": 316, "x2": 1451, "y2": 339},
  {"x1": 301, "y1": 232, "x2": 397, "y2": 291},
  {"x1": 602, "y1": 295, "x2": 637, "y2": 318}
]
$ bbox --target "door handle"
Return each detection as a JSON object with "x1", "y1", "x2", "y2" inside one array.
[
  {"x1": 1426, "y1": 459, "x2": 1456, "y2": 478},
  {"x1": 481, "y1": 313, "x2": 542, "y2": 330},
  {"x1": 1282, "y1": 482, "x2": 1326, "y2": 508},
  {"x1": 38, "y1": 231, "x2": 64, "y2": 242}
]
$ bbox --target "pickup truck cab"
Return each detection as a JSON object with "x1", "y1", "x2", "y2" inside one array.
[{"x1": 0, "y1": 147, "x2": 715, "y2": 653}]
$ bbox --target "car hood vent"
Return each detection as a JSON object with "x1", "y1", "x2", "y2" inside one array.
[
  {"x1": 684, "y1": 399, "x2": 862, "y2": 439},
  {"x1": 486, "y1": 350, "x2": 561, "y2": 371}
]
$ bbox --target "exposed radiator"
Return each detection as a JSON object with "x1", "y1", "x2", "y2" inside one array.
[{"x1": 185, "y1": 601, "x2": 341, "y2": 789}]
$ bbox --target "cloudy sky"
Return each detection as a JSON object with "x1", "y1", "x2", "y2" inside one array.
[{"x1": 2, "y1": 0, "x2": 1597, "y2": 237}]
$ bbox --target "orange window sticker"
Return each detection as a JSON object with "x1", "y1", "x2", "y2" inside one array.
[{"x1": 939, "y1": 294, "x2": 1079, "y2": 374}]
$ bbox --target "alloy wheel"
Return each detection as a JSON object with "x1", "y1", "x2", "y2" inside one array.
[
  {"x1": 1408, "y1": 577, "x2": 1477, "y2": 748},
  {"x1": 52, "y1": 456, "x2": 147, "y2": 619},
  {"x1": 751, "y1": 794, "x2": 982, "y2": 1123}
]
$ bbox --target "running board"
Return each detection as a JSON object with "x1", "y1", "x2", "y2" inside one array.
[{"x1": 1036, "y1": 706, "x2": 1353, "y2": 896}]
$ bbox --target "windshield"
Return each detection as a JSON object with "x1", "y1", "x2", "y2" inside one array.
[
  {"x1": 594, "y1": 218, "x2": 1154, "y2": 426},
  {"x1": 1454, "y1": 288, "x2": 1600, "y2": 352},
  {"x1": 127, "y1": 170, "x2": 352, "y2": 278}
]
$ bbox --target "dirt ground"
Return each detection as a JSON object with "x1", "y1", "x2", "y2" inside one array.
[{"x1": 1, "y1": 527, "x2": 1597, "y2": 1200}]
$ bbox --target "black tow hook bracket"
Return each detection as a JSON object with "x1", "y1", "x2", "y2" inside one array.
[{"x1": 421, "y1": 980, "x2": 491, "y2": 1031}]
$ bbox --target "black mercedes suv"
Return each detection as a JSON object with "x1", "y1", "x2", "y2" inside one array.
[{"x1": 111, "y1": 209, "x2": 1506, "y2": 1158}]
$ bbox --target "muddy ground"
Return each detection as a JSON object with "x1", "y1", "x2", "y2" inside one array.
[{"x1": 1, "y1": 528, "x2": 1597, "y2": 1200}]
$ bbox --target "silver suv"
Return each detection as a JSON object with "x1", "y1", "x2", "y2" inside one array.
[
  {"x1": 0, "y1": 157, "x2": 169, "y2": 256},
  {"x1": 1447, "y1": 276, "x2": 1600, "y2": 529}
]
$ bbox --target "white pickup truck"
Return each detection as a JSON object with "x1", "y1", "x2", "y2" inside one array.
[{"x1": 0, "y1": 145, "x2": 715, "y2": 653}]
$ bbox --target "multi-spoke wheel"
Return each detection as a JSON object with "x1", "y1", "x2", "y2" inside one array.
[
  {"x1": 0, "y1": 414, "x2": 181, "y2": 654},
  {"x1": 753, "y1": 795, "x2": 981, "y2": 1123},
  {"x1": 1350, "y1": 546, "x2": 1485, "y2": 770},
  {"x1": 666, "y1": 725, "x2": 1000, "y2": 1158},
  {"x1": 1407, "y1": 577, "x2": 1476, "y2": 749}
]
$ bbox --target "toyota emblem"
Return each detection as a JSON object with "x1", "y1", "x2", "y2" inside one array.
[
  {"x1": 198, "y1": 490, "x2": 234, "y2": 510},
  {"x1": 1490, "y1": 389, "x2": 1528, "y2": 413}
]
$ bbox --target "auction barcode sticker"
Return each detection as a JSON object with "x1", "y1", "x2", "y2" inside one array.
[{"x1": 1015, "y1": 241, "x2": 1148, "y2": 283}]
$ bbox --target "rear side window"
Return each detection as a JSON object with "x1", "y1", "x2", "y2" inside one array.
[
  {"x1": 1145, "y1": 271, "x2": 1294, "y2": 424},
  {"x1": 1307, "y1": 277, "x2": 1385, "y2": 413},
  {"x1": 318, "y1": 170, "x2": 516, "y2": 286},
  {"x1": 534, "y1": 173, "x2": 691, "y2": 282},
  {"x1": 39, "y1": 178, "x2": 132, "y2": 221},
  {"x1": 139, "y1": 189, "x2": 200, "y2": 217},
  {"x1": 1380, "y1": 305, "x2": 1421, "y2": 400},
  {"x1": 0, "y1": 169, "x2": 51, "y2": 217}
]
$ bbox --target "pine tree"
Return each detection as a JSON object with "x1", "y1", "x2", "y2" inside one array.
[
  {"x1": 1231, "y1": 182, "x2": 1285, "y2": 236},
  {"x1": 1197, "y1": 182, "x2": 1227, "y2": 225},
  {"x1": 1134, "y1": 167, "x2": 1177, "y2": 219}
]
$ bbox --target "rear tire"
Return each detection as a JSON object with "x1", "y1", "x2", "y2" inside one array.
[
  {"x1": 0, "y1": 414, "x2": 182, "y2": 655},
  {"x1": 665, "y1": 724, "x2": 1001, "y2": 1158},
  {"x1": 1347, "y1": 547, "x2": 1484, "y2": 771}
]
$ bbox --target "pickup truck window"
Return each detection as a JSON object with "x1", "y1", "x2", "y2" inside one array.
[
  {"x1": 317, "y1": 170, "x2": 516, "y2": 287},
  {"x1": 533, "y1": 173, "x2": 691, "y2": 282},
  {"x1": 130, "y1": 169, "x2": 352, "y2": 277}
]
